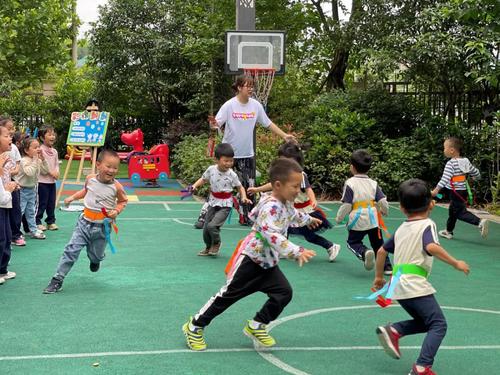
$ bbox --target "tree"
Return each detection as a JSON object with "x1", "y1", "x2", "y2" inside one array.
[{"x1": 0, "y1": 0, "x2": 74, "y2": 88}]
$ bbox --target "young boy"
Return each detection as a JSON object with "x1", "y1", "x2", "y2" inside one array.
[
  {"x1": 336, "y1": 149, "x2": 392, "y2": 274},
  {"x1": 43, "y1": 150, "x2": 127, "y2": 294},
  {"x1": 191, "y1": 143, "x2": 251, "y2": 256},
  {"x1": 182, "y1": 157, "x2": 318, "y2": 351},
  {"x1": 431, "y1": 137, "x2": 488, "y2": 239},
  {"x1": 374, "y1": 178, "x2": 470, "y2": 375}
]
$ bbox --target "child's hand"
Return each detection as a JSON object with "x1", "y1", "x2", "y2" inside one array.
[
  {"x1": 241, "y1": 197, "x2": 252, "y2": 205},
  {"x1": 431, "y1": 188, "x2": 439, "y2": 197},
  {"x1": 247, "y1": 187, "x2": 258, "y2": 195},
  {"x1": 373, "y1": 277, "x2": 386, "y2": 290},
  {"x1": 455, "y1": 260, "x2": 470, "y2": 275},
  {"x1": 307, "y1": 217, "x2": 323, "y2": 229},
  {"x1": 50, "y1": 171, "x2": 59, "y2": 179},
  {"x1": 5, "y1": 181, "x2": 18, "y2": 192},
  {"x1": 0, "y1": 152, "x2": 10, "y2": 167},
  {"x1": 64, "y1": 197, "x2": 73, "y2": 207},
  {"x1": 297, "y1": 249, "x2": 316, "y2": 267},
  {"x1": 310, "y1": 198, "x2": 317, "y2": 209},
  {"x1": 105, "y1": 209, "x2": 118, "y2": 219},
  {"x1": 208, "y1": 115, "x2": 218, "y2": 130}
]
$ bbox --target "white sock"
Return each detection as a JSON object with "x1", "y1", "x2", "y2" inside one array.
[
  {"x1": 249, "y1": 319, "x2": 262, "y2": 329},
  {"x1": 188, "y1": 322, "x2": 200, "y2": 331},
  {"x1": 415, "y1": 365, "x2": 426, "y2": 372}
]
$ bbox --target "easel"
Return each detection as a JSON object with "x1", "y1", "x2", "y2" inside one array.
[{"x1": 55, "y1": 146, "x2": 98, "y2": 207}]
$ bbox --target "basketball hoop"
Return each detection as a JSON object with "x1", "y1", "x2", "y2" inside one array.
[{"x1": 244, "y1": 68, "x2": 275, "y2": 108}]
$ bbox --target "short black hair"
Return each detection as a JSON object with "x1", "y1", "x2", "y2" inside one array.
[
  {"x1": 269, "y1": 157, "x2": 303, "y2": 184},
  {"x1": 231, "y1": 75, "x2": 254, "y2": 93},
  {"x1": 398, "y1": 178, "x2": 432, "y2": 214},
  {"x1": 85, "y1": 98, "x2": 100, "y2": 111},
  {"x1": 214, "y1": 143, "x2": 234, "y2": 159},
  {"x1": 278, "y1": 142, "x2": 304, "y2": 167},
  {"x1": 0, "y1": 116, "x2": 13, "y2": 126},
  {"x1": 97, "y1": 149, "x2": 119, "y2": 162},
  {"x1": 351, "y1": 149, "x2": 372, "y2": 173},
  {"x1": 38, "y1": 125, "x2": 55, "y2": 141},
  {"x1": 446, "y1": 137, "x2": 463, "y2": 153}
]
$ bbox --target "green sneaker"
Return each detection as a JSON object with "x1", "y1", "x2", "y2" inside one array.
[
  {"x1": 182, "y1": 317, "x2": 207, "y2": 351},
  {"x1": 243, "y1": 320, "x2": 276, "y2": 348}
]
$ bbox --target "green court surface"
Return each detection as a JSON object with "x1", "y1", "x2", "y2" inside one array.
[{"x1": 1, "y1": 197, "x2": 499, "y2": 374}]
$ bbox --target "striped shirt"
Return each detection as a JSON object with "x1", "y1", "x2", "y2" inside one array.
[{"x1": 436, "y1": 158, "x2": 480, "y2": 190}]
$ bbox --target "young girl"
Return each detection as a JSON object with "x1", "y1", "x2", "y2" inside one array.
[
  {"x1": 248, "y1": 142, "x2": 341, "y2": 262},
  {"x1": 15, "y1": 137, "x2": 49, "y2": 239},
  {"x1": 0, "y1": 125, "x2": 20, "y2": 284},
  {"x1": 36, "y1": 125, "x2": 59, "y2": 231}
]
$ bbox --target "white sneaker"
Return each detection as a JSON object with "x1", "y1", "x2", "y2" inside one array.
[
  {"x1": 327, "y1": 244, "x2": 341, "y2": 262},
  {"x1": 0, "y1": 276, "x2": 5, "y2": 285},
  {"x1": 364, "y1": 249, "x2": 375, "y2": 270},
  {"x1": 0, "y1": 271, "x2": 16, "y2": 280},
  {"x1": 479, "y1": 219, "x2": 489, "y2": 238},
  {"x1": 37, "y1": 224, "x2": 47, "y2": 231},
  {"x1": 438, "y1": 230, "x2": 453, "y2": 239}
]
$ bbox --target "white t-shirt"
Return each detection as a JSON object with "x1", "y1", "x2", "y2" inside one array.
[
  {"x1": 202, "y1": 165, "x2": 241, "y2": 207},
  {"x1": 383, "y1": 218, "x2": 438, "y2": 300},
  {"x1": 10, "y1": 144, "x2": 21, "y2": 163},
  {"x1": 215, "y1": 97, "x2": 272, "y2": 158}
]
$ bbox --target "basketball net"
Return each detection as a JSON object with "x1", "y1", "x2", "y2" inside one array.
[{"x1": 244, "y1": 68, "x2": 275, "y2": 108}]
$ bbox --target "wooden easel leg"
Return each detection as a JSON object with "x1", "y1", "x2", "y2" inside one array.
[
  {"x1": 76, "y1": 147, "x2": 86, "y2": 183},
  {"x1": 56, "y1": 149, "x2": 75, "y2": 208},
  {"x1": 91, "y1": 147, "x2": 98, "y2": 174}
]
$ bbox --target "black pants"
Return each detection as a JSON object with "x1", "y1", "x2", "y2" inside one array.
[
  {"x1": 347, "y1": 227, "x2": 391, "y2": 267},
  {"x1": 288, "y1": 226, "x2": 332, "y2": 250},
  {"x1": 36, "y1": 182, "x2": 56, "y2": 225},
  {"x1": 9, "y1": 189, "x2": 22, "y2": 240},
  {"x1": 445, "y1": 189, "x2": 480, "y2": 232},
  {"x1": 233, "y1": 157, "x2": 256, "y2": 224},
  {"x1": 193, "y1": 256, "x2": 293, "y2": 327},
  {"x1": 0, "y1": 208, "x2": 12, "y2": 274},
  {"x1": 393, "y1": 294, "x2": 447, "y2": 367}
]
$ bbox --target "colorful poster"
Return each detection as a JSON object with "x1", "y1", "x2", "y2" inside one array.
[{"x1": 67, "y1": 111, "x2": 110, "y2": 146}]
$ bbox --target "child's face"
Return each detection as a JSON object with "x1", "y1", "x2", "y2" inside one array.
[
  {"x1": 97, "y1": 155, "x2": 120, "y2": 183},
  {"x1": 4, "y1": 121, "x2": 15, "y2": 136},
  {"x1": 42, "y1": 130, "x2": 56, "y2": 146},
  {"x1": 216, "y1": 156, "x2": 234, "y2": 172},
  {"x1": 443, "y1": 140, "x2": 455, "y2": 158},
  {"x1": 86, "y1": 103, "x2": 99, "y2": 112},
  {"x1": 0, "y1": 127, "x2": 12, "y2": 152},
  {"x1": 273, "y1": 171, "x2": 303, "y2": 203},
  {"x1": 26, "y1": 140, "x2": 40, "y2": 158}
]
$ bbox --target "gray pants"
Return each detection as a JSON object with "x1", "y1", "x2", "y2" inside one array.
[
  {"x1": 54, "y1": 216, "x2": 107, "y2": 280},
  {"x1": 203, "y1": 206, "x2": 231, "y2": 248}
]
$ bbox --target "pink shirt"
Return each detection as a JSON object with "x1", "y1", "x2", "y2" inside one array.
[{"x1": 38, "y1": 144, "x2": 59, "y2": 184}]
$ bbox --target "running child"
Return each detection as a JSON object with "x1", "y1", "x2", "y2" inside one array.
[
  {"x1": 182, "y1": 157, "x2": 318, "y2": 351},
  {"x1": 43, "y1": 150, "x2": 127, "y2": 294},
  {"x1": 190, "y1": 143, "x2": 251, "y2": 256},
  {"x1": 374, "y1": 178, "x2": 470, "y2": 375},
  {"x1": 431, "y1": 136, "x2": 488, "y2": 239},
  {"x1": 248, "y1": 142, "x2": 341, "y2": 261}
]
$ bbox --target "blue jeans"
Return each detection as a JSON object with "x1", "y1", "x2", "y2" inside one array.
[
  {"x1": 53, "y1": 216, "x2": 107, "y2": 280},
  {"x1": 20, "y1": 187, "x2": 37, "y2": 233},
  {"x1": 393, "y1": 294, "x2": 447, "y2": 367}
]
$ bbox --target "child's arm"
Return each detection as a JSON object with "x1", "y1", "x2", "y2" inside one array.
[
  {"x1": 20, "y1": 158, "x2": 40, "y2": 177},
  {"x1": 375, "y1": 185, "x2": 389, "y2": 216},
  {"x1": 247, "y1": 182, "x2": 272, "y2": 195},
  {"x1": 63, "y1": 176, "x2": 91, "y2": 206},
  {"x1": 105, "y1": 182, "x2": 128, "y2": 219},
  {"x1": 373, "y1": 247, "x2": 389, "y2": 289},
  {"x1": 336, "y1": 183, "x2": 353, "y2": 223},
  {"x1": 191, "y1": 177, "x2": 206, "y2": 191},
  {"x1": 10, "y1": 161, "x2": 20, "y2": 176},
  {"x1": 39, "y1": 158, "x2": 50, "y2": 175},
  {"x1": 426, "y1": 243, "x2": 470, "y2": 274},
  {"x1": 238, "y1": 185, "x2": 252, "y2": 204},
  {"x1": 432, "y1": 160, "x2": 453, "y2": 196},
  {"x1": 305, "y1": 187, "x2": 317, "y2": 209}
]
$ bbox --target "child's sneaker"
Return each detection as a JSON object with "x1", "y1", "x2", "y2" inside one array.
[
  {"x1": 90, "y1": 262, "x2": 100, "y2": 272},
  {"x1": 0, "y1": 271, "x2": 16, "y2": 280},
  {"x1": 30, "y1": 230, "x2": 46, "y2": 240},
  {"x1": 363, "y1": 249, "x2": 375, "y2": 270},
  {"x1": 438, "y1": 230, "x2": 453, "y2": 239},
  {"x1": 193, "y1": 220, "x2": 205, "y2": 229},
  {"x1": 197, "y1": 248, "x2": 211, "y2": 256},
  {"x1": 208, "y1": 243, "x2": 221, "y2": 256},
  {"x1": 47, "y1": 224, "x2": 59, "y2": 231},
  {"x1": 43, "y1": 278, "x2": 63, "y2": 294},
  {"x1": 327, "y1": 244, "x2": 341, "y2": 262},
  {"x1": 182, "y1": 317, "x2": 207, "y2": 351},
  {"x1": 376, "y1": 324, "x2": 401, "y2": 359},
  {"x1": 384, "y1": 264, "x2": 393, "y2": 276},
  {"x1": 13, "y1": 237, "x2": 26, "y2": 246},
  {"x1": 478, "y1": 219, "x2": 489, "y2": 238},
  {"x1": 0, "y1": 276, "x2": 5, "y2": 285},
  {"x1": 409, "y1": 364, "x2": 436, "y2": 375},
  {"x1": 243, "y1": 320, "x2": 276, "y2": 348},
  {"x1": 37, "y1": 224, "x2": 47, "y2": 231}
]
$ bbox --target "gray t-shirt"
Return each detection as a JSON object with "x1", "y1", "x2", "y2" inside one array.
[
  {"x1": 216, "y1": 97, "x2": 272, "y2": 158},
  {"x1": 202, "y1": 165, "x2": 241, "y2": 207}
]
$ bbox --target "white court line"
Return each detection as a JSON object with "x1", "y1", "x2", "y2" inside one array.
[
  {"x1": 163, "y1": 203, "x2": 171, "y2": 211},
  {"x1": 119, "y1": 218, "x2": 197, "y2": 221},
  {"x1": 318, "y1": 205, "x2": 331, "y2": 211},
  {"x1": 172, "y1": 218, "x2": 248, "y2": 231}
]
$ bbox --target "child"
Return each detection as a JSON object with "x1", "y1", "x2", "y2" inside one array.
[
  {"x1": 36, "y1": 125, "x2": 59, "y2": 231},
  {"x1": 248, "y1": 142, "x2": 341, "y2": 262},
  {"x1": 336, "y1": 149, "x2": 392, "y2": 274},
  {"x1": 43, "y1": 150, "x2": 127, "y2": 294},
  {"x1": 191, "y1": 143, "x2": 251, "y2": 256},
  {"x1": 0, "y1": 125, "x2": 20, "y2": 284},
  {"x1": 0, "y1": 118, "x2": 24, "y2": 246},
  {"x1": 374, "y1": 179, "x2": 470, "y2": 375},
  {"x1": 15, "y1": 137, "x2": 49, "y2": 239},
  {"x1": 182, "y1": 157, "x2": 318, "y2": 351},
  {"x1": 431, "y1": 137, "x2": 488, "y2": 239}
]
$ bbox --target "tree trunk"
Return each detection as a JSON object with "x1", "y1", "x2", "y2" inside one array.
[{"x1": 325, "y1": 48, "x2": 349, "y2": 91}]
